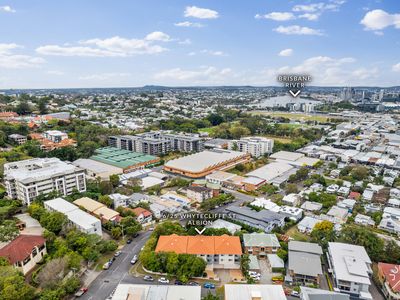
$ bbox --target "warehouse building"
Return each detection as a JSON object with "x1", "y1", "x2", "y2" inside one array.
[
  {"x1": 72, "y1": 158, "x2": 123, "y2": 180},
  {"x1": 164, "y1": 149, "x2": 250, "y2": 178},
  {"x1": 90, "y1": 147, "x2": 160, "y2": 173}
]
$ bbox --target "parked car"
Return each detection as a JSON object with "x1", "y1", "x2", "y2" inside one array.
[
  {"x1": 126, "y1": 239, "x2": 132, "y2": 244},
  {"x1": 103, "y1": 262, "x2": 111, "y2": 270},
  {"x1": 149, "y1": 227, "x2": 154, "y2": 231},
  {"x1": 203, "y1": 282, "x2": 215, "y2": 289},
  {"x1": 143, "y1": 275, "x2": 154, "y2": 282},
  {"x1": 133, "y1": 232, "x2": 139, "y2": 238},
  {"x1": 130, "y1": 255, "x2": 138, "y2": 264},
  {"x1": 114, "y1": 251, "x2": 122, "y2": 257},
  {"x1": 74, "y1": 288, "x2": 88, "y2": 297},
  {"x1": 188, "y1": 281, "x2": 199, "y2": 286},
  {"x1": 174, "y1": 280, "x2": 184, "y2": 285},
  {"x1": 158, "y1": 277, "x2": 169, "y2": 284},
  {"x1": 291, "y1": 291, "x2": 300, "y2": 297}
]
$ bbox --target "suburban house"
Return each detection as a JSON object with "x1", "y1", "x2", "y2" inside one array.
[
  {"x1": 377, "y1": 262, "x2": 400, "y2": 300},
  {"x1": 297, "y1": 216, "x2": 321, "y2": 234},
  {"x1": 155, "y1": 234, "x2": 242, "y2": 270},
  {"x1": 287, "y1": 241, "x2": 323, "y2": 285},
  {"x1": 242, "y1": 233, "x2": 280, "y2": 257},
  {"x1": 327, "y1": 242, "x2": 372, "y2": 299},
  {"x1": 129, "y1": 207, "x2": 153, "y2": 224},
  {"x1": 186, "y1": 185, "x2": 213, "y2": 203},
  {"x1": 0, "y1": 235, "x2": 47, "y2": 275}
]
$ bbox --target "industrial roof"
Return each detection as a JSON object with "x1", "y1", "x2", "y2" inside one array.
[
  {"x1": 91, "y1": 147, "x2": 158, "y2": 169},
  {"x1": 111, "y1": 284, "x2": 201, "y2": 300},
  {"x1": 246, "y1": 161, "x2": 294, "y2": 182},
  {"x1": 164, "y1": 149, "x2": 247, "y2": 173},
  {"x1": 72, "y1": 158, "x2": 123, "y2": 174}
]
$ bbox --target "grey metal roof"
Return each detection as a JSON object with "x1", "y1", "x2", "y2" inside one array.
[
  {"x1": 289, "y1": 241, "x2": 323, "y2": 255},
  {"x1": 288, "y1": 251, "x2": 323, "y2": 277},
  {"x1": 300, "y1": 287, "x2": 350, "y2": 300}
]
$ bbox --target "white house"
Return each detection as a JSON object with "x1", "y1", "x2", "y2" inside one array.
[
  {"x1": 327, "y1": 242, "x2": 372, "y2": 299},
  {"x1": 282, "y1": 193, "x2": 301, "y2": 206}
]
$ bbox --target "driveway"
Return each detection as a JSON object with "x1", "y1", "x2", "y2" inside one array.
[
  {"x1": 15, "y1": 213, "x2": 44, "y2": 236},
  {"x1": 259, "y1": 259, "x2": 273, "y2": 284}
]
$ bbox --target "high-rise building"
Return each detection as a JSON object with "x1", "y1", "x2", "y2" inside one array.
[{"x1": 4, "y1": 158, "x2": 86, "y2": 205}]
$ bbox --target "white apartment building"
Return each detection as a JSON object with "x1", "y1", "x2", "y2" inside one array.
[
  {"x1": 229, "y1": 136, "x2": 274, "y2": 157},
  {"x1": 42, "y1": 130, "x2": 68, "y2": 143},
  {"x1": 44, "y1": 198, "x2": 102, "y2": 236},
  {"x1": 327, "y1": 242, "x2": 372, "y2": 299},
  {"x1": 4, "y1": 158, "x2": 86, "y2": 205}
]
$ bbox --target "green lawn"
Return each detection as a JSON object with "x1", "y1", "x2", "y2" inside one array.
[
  {"x1": 285, "y1": 226, "x2": 311, "y2": 242},
  {"x1": 249, "y1": 111, "x2": 345, "y2": 122}
]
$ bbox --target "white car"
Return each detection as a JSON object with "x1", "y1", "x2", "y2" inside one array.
[
  {"x1": 130, "y1": 255, "x2": 138, "y2": 264},
  {"x1": 114, "y1": 251, "x2": 122, "y2": 257},
  {"x1": 158, "y1": 277, "x2": 169, "y2": 284},
  {"x1": 248, "y1": 271, "x2": 260, "y2": 277}
]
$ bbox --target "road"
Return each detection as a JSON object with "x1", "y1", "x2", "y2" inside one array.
[{"x1": 81, "y1": 231, "x2": 151, "y2": 300}]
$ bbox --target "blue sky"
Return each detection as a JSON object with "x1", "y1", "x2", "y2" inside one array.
[{"x1": 0, "y1": 0, "x2": 399, "y2": 88}]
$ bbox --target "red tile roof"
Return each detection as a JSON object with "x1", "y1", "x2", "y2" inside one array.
[
  {"x1": 130, "y1": 207, "x2": 152, "y2": 218},
  {"x1": 379, "y1": 262, "x2": 400, "y2": 293},
  {"x1": 0, "y1": 235, "x2": 45, "y2": 264},
  {"x1": 349, "y1": 192, "x2": 361, "y2": 199}
]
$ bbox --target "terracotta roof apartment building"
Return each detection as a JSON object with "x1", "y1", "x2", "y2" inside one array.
[
  {"x1": 155, "y1": 234, "x2": 242, "y2": 269},
  {"x1": 30, "y1": 131, "x2": 76, "y2": 151},
  {"x1": 0, "y1": 235, "x2": 46, "y2": 275},
  {"x1": 0, "y1": 111, "x2": 18, "y2": 120}
]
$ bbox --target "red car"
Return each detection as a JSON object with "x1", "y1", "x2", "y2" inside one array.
[{"x1": 74, "y1": 288, "x2": 88, "y2": 297}]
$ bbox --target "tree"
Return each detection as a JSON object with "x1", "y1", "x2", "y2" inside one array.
[
  {"x1": 0, "y1": 220, "x2": 19, "y2": 242},
  {"x1": 206, "y1": 114, "x2": 224, "y2": 126},
  {"x1": 37, "y1": 257, "x2": 67, "y2": 289},
  {"x1": 285, "y1": 183, "x2": 299, "y2": 194},
  {"x1": 98, "y1": 195, "x2": 113, "y2": 207},
  {"x1": 37, "y1": 98, "x2": 48, "y2": 115},
  {"x1": 339, "y1": 225, "x2": 385, "y2": 262},
  {"x1": 120, "y1": 216, "x2": 142, "y2": 237},
  {"x1": 203, "y1": 292, "x2": 221, "y2": 300},
  {"x1": 99, "y1": 181, "x2": 113, "y2": 195},
  {"x1": 15, "y1": 101, "x2": 32, "y2": 115},
  {"x1": 311, "y1": 221, "x2": 335, "y2": 248},
  {"x1": 111, "y1": 227, "x2": 122, "y2": 239},
  {"x1": 0, "y1": 266, "x2": 36, "y2": 300},
  {"x1": 27, "y1": 202, "x2": 46, "y2": 220},
  {"x1": 40, "y1": 211, "x2": 67, "y2": 234},
  {"x1": 109, "y1": 174, "x2": 120, "y2": 187},
  {"x1": 351, "y1": 166, "x2": 369, "y2": 181}
]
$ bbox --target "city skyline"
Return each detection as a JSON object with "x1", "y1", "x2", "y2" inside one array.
[{"x1": 0, "y1": 0, "x2": 399, "y2": 88}]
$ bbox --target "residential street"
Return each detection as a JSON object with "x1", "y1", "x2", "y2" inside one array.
[{"x1": 81, "y1": 231, "x2": 151, "y2": 300}]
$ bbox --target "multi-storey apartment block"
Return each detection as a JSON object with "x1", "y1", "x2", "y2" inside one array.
[
  {"x1": 4, "y1": 158, "x2": 86, "y2": 205},
  {"x1": 108, "y1": 130, "x2": 204, "y2": 155},
  {"x1": 229, "y1": 136, "x2": 274, "y2": 157}
]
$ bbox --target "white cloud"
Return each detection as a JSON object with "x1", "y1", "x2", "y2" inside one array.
[
  {"x1": 278, "y1": 48, "x2": 293, "y2": 57},
  {"x1": 292, "y1": 1, "x2": 345, "y2": 13},
  {"x1": 255, "y1": 12, "x2": 295, "y2": 21},
  {"x1": 0, "y1": 43, "x2": 45, "y2": 69},
  {"x1": 37, "y1": 34, "x2": 170, "y2": 57},
  {"x1": 145, "y1": 31, "x2": 171, "y2": 42},
  {"x1": 360, "y1": 9, "x2": 400, "y2": 32},
  {"x1": 174, "y1": 21, "x2": 204, "y2": 28},
  {"x1": 200, "y1": 49, "x2": 227, "y2": 56},
  {"x1": 274, "y1": 25, "x2": 323, "y2": 35},
  {"x1": 154, "y1": 66, "x2": 231, "y2": 83},
  {"x1": 47, "y1": 70, "x2": 64, "y2": 75},
  {"x1": 392, "y1": 63, "x2": 400, "y2": 72},
  {"x1": 184, "y1": 6, "x2": 219, "y2": 19},
  {"x1": 79, "y1": 73, "x2": 131, "y2": 81},
  {"x1": 0, "y1": 5, "x2": 16, "y2": 13},
  {"x1": 178, "y1": 39, "x2": 192, "y2": 45},
  {"x1": 298, "y1": 13, "x2": 320, "y2": 21}
]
